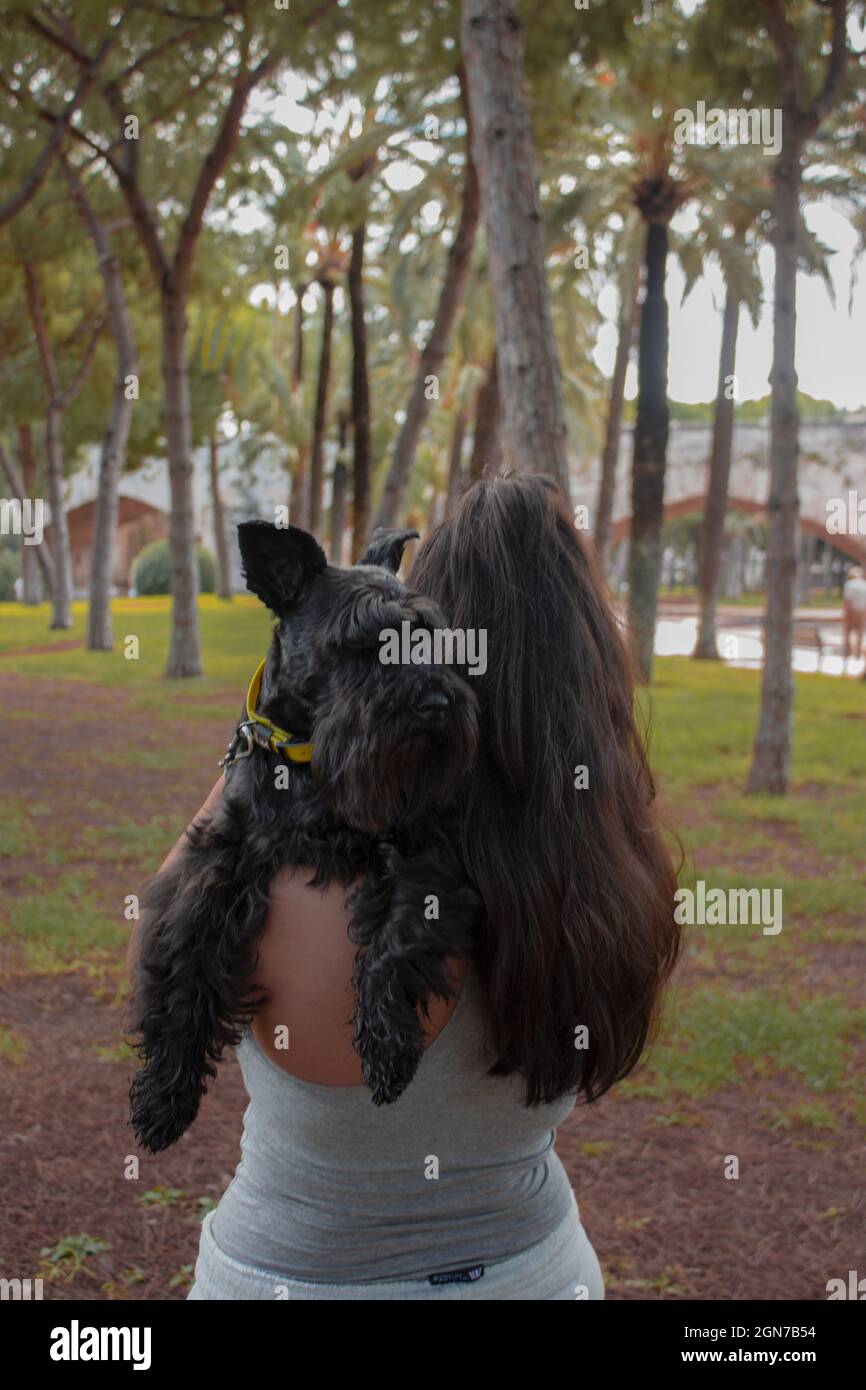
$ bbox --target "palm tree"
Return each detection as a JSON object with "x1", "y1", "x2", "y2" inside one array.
[
  {"x1": 346, "y1": 153, "x2": 376, "y2": 559},
  {"x1": 628, "y1": 163, "x2": 687, "y2": 681},
  {"x1": 594, "y1": 217, "x2": 643, "y2": 572},
  {"x1": 745, "y1": 0, "x2": 850, "y2": 793},
  {"x1": 543, "y1": 14, "x2": 693, "y2": 665},
  {"x1": 675, "y1": 175, "x2": 766, "y2": 659},
  {"x1": 308, "y1": 248, "x2": 343, "y2": 538}
]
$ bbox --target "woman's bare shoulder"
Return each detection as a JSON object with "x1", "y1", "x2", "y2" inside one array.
[{"x1": 248, "y1": 866, "x2": 468, "y2": 1086}]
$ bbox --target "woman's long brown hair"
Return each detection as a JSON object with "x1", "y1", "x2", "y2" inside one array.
[{"x1": 408, "y1": 474, "x2": 682, "y2": 1107}]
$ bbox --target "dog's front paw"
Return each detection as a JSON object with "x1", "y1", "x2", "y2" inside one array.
[
  {"x1": 353, "y1": 986, "x2": 424, "y2": 1105},
  {"x1": 129, "y1": 1067, "x2": 202, "y2": 1154}
]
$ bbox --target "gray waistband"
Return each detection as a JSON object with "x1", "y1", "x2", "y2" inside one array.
[{"x1": 190, "y1": 1189, "x2": 604, "y2": 1300}]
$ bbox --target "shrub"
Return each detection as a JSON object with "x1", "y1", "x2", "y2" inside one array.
[{"x1": 131, "y1": 539, "x2": 215, "y2": 596}]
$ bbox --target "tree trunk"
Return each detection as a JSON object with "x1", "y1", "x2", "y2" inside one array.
[
  {"x1": 627, "y1": 222, "x2": 670, "y2": 682},
  {"x1": 209, "y1": 435, "x2": 233, "y2": 599},
  {"x1": 309, "y1": 278, "x2": 335, "y2": 539},
  {"x1": 746, "y1": 138, "x2": 802, "y2": 794},
  {"x1": 595, "y1": 248, "x2": 642, "y2": 572},
  {"x1": 87, "y1": 373, "x2": 135, "y2": 648},
  {"x1": 348, "y1": 225, "x2": 372, "y2": 560},
  {"x1": 62, "y1": 158, "x2": 135, "y2": 649},
  {"x1": 373, "y1": 148, "x2": 480, "y2": 531},
  {"x1": 694, "y1": 285, "x2": 740, "y2": 659},
  {"x1": 17, "y1": 425, "x2": 40, "y2": 604},
  {"x1": 796, "y1": 527, "x2": 815, "y2": 605},
  {"x1": 43, "y1": 402, "x2": 74, "y2": 628},
  {"x1": 730, "y1": 534, "x2": 746, "y2": 599},
  {"x1": 446, "y1": 406, "x2": 469, "y2": 516},
  {"x1": 330, "y1": 409, "x2": 349, "y2": 564},
  {"x1": 468, "y1": 349, "x2": 501, "y2": 482},
  {"x1": 460, "y1": 0, "x2": 570, "y2": 497},
  {"x1": 161, "y1": 289, "x2": 202, "y2": 677},
  {"x1": 292, "y1": 443, "x2": 310, "y2": 531},
  {"x1": 292, "y1": 282, "x2": 307, "y2": 391},
  {"x1": 76, "y1": 193, "x2": 138, "y2": 651},
  {"x1": 23, "y1": 261, "x2": 79, "y2": 629},
  {"x1": 289, "y1": 282, "x2": 308, "y2": 524},
  {"x1": 0, "y1": 433, "x2": 56, "y2": 600}
]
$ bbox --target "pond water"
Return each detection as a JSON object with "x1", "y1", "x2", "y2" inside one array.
[{"x1": 653, "y1": 615, "x2": 864, "y2": 679}]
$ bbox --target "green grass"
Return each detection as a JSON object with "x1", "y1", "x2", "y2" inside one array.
[
  {"x1": 0, "y1": 806, "x2": 39, "y2": 859},
  {"x1": 714, "y1": 787, "x2": 866, "y2": 861},
  {"x1": 138, "y1": 1187, "x2": 186, "y2": 1208},
  {"x1": 2, "y1": 879, "x2": 127, "y2": 974},
  {"x1": 0, "y1": 1025, "x2": 27, "y2": 1063},
  {"x1": 629, "y1": 990, "x2": 866, "y2": 1102},
  {"x1": 93, "y1": 1039, "x2": 136, "y2": 1063},
  {"x1": 0, "y1": 595, "x2": 271, "y2": 700},
  {"x1": 770, "y1": 1101, "x2": 839, "y2": 1131},
  {"x1": 39, "y1": 1235, "x2": 111, "y2": 1280},
  {"x1": 643, "y1": 656, "x2": 866, "y2": 796},
  {"x1": 1, "y1": 810, "x2": 179, "y2": 875},
  {"x1": 92, "y1": 817, "x2": 186, "y2": 865}
]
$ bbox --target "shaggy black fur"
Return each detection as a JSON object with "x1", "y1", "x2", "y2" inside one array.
[{"x1": 126, "y1": 522, "x2": 481, "y2": 1153}]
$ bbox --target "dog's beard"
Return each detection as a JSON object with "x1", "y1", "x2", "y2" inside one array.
[{"x1": 312, "y1": 695, "x2": 479, "y2": 834}]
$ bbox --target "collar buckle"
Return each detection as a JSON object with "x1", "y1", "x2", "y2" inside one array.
[
  {"x1": 219, "y1": 722, "x2": 255, "y2": 771},
  {"x1": 249, "y1": 721, "x2": 277, "y2": 752}
]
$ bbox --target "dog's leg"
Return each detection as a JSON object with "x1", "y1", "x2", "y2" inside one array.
[
  {"x1": 126, "y1": 804, "x2": 278, "y2": 1152},
  {"x1": 349, "y1": 839, "x2": 481, "y2": 1105}
]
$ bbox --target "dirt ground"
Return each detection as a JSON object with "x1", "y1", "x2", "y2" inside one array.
[{"x1": 0, "y1": 665, "x2": 862, "y2": 1301}]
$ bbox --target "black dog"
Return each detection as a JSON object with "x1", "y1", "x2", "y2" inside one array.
[{"x1": 126, "y1": 521, "x2": 481, "y2": 1153}]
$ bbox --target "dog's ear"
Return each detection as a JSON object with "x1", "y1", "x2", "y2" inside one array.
[
  {"x1": 359, "y1": 527, "x2": 420, "y2": 574},
  {"x1": 237, "y1": 521, "x2": 327, "y2": 612}
]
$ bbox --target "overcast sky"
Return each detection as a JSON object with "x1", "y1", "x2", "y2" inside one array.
[
  {"x1": 597, "y1": 200, "x2": 865, "y2": 411},
  {"x1": 659, "y1": 2, "x2": 864, "y2": 409}
]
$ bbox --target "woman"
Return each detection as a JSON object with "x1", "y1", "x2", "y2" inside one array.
[{"x1": 137, "y1": 474, "x2": 680, "y2": 1301}]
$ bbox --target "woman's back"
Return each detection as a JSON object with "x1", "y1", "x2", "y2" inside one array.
[{"x1": 211, "y1": 953, "x2": 578, "y2": 1282}]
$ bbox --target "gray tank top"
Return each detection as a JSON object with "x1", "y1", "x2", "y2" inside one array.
[{"x1": 210, "y1": 962, "x2": 579, "y2": 1282}]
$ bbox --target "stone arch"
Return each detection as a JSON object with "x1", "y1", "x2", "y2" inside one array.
[
  {"x1": 45, "y1": 496, "x2": 170, "y2": 592},
  {"x1": 609, "y1": 493, "x2": 866, "y2": 565}
]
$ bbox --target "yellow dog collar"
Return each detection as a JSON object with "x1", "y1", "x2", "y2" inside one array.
[
  {"x1": 219, "y1": 658, "x2": 314, "y2": 771},
  {"x1": 245, "y1": 657, "x2": 313, "y2": 763}
]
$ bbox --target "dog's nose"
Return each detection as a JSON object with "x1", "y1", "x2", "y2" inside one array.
[{"x1": 418, "y1": 690, "x2": 451, "y2": 715}]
